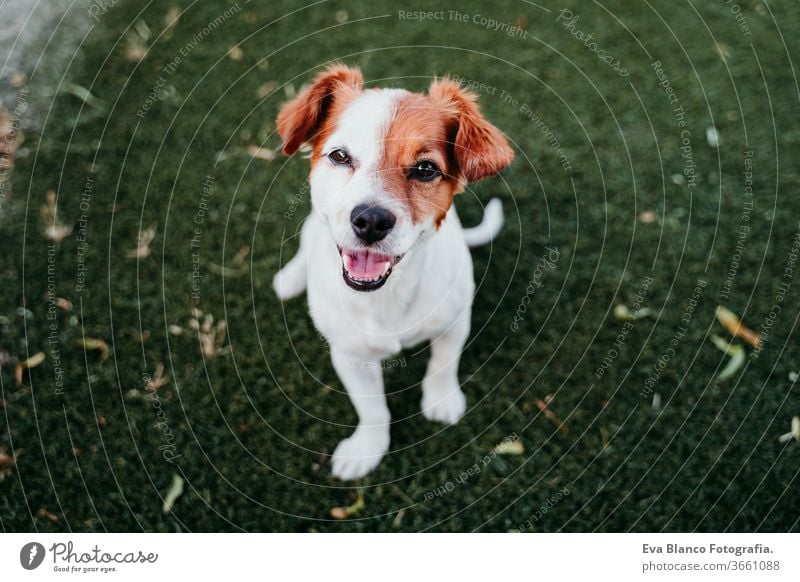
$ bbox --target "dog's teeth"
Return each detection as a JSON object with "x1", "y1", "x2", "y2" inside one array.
[{"x1": 381, "y1": 261, "x2": 391, "y2": 276}]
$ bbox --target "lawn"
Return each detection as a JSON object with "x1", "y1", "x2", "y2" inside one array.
[{"x1": 1, "y1": 0, "x2": 799, "y2": 532}]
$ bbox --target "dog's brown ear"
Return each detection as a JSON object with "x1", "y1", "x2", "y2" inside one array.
[
  {"x1": 276, "y1": 65, "x2": 363, "y2": 155},
  {"x1": 429, "y1": 79, "x2": 514, "y2": 182}
]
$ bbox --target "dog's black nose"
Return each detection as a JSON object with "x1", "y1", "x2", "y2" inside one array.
[{"x1": 350, "y1": 204, "x2": 396, "y2": 244}]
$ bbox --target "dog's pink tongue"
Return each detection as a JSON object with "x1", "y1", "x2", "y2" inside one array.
[{"x1": 345, "y1": 250, "x2": 390, "y2": 279}]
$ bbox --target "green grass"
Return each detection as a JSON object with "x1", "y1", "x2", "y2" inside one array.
[{"x1": 2, "y1": 0, "x2": 799, "y2": 532}]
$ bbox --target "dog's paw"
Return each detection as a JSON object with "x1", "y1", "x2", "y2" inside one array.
[
  {"x1": 272, "y1": 267, "x2": 306, "y2": 301},
  {"x1": 331, "y1": 427, "x2": 390, "y2": 480},
  {"x1": 421, "y1": 384, "x2": 466, "y2": 424}
]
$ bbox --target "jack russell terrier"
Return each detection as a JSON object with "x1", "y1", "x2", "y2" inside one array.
[{"x1": 272, "y1": 64, "x2": 514, "y2": 479}]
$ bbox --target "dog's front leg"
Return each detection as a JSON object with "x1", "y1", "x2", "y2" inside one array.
[
  {"x1": 272, "y1": 214, "x2": 314, "y2": 301},
  {"x1": 330, "y1": 350, "x2": 391, "y2": 480},
  {"x1": 421, "y1": 312, "x2": 470, "y2": 424}
]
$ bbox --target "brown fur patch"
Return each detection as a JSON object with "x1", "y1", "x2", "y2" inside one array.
[
  {"x1": 378, "y1": 82, "x2": 514, "y2": 226},
  {"x1": 276, "y1": 64, "x2": 363, "y2": 156},
  {"x1": 378, "y1": 93, "x2": 463, "y2": 226},
  {"x1": 428, "y1": 78, "x2": 515, "y2": 183}
]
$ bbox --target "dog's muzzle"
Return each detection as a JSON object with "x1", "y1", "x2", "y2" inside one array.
[{"x1": 338, "y1": 247, "x2": 402, "y2": 291}]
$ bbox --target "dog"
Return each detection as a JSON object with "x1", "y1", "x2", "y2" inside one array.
[{"x1": 272, "y1": 64, "x2": 513, "y2": 479}]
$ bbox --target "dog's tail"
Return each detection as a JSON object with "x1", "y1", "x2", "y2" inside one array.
[{"x1": 462, "y1": 198, "x2": 504, "y2": 248}]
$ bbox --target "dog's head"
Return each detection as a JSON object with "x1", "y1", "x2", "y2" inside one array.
[{"x1": 277, "y1": 64, "x2": 513, "y2": 292}]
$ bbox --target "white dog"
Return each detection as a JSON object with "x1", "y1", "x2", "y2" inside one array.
[{"x1": 272, "y1": 64, "x2": 513, "y2": 479}]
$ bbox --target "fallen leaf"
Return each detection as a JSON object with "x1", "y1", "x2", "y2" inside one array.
[
  {"x1": 164, "y1": 6, "x2": 181, "y2": 29},
  {"x1": 0, "y1": 446, "x2": 18, "y2": 481},
  {"x1": 162, "y1": 474, "x2": 185, "y2": 513},
  {"x1": 638, "y1": 210, "x2": 657, "y2": 223},
  {"x1": 227, "y1": 45, "x2": 244, "y2": 61},
  {"x1": 713, "y1": 42, "x2": 731, "y2": 60},
  {"x1": 256, "y1": 81, "x2": 277, "y2": 99},
  {"x1": 247, "y1": 145, "x2": 275, "y2": 161},
  {"x1": 706, "y1": 126, "x2": 720, "y2": 148},
  {"x1": 614, "y1": 304, "x2": 655, "y2": 321},
  {"x1": 123, "y1": 29, "x2": 148, "y2": 62},
  {"x1": 127, "y1": 225, "x2": 157, "y2": 258},
  {"x1": 710, "y1": 335, "x2": 745, "y2": 381},
  {"x1": 189, "y1": 310, "x2": 230, "y2": 357},
  {"x1": 20, "y1": 351, "x2": 46, "y2": 369},
  {"x1": 41, "y1": 190, "x2": 73, "y2": 242},
  {"x1": 716, "y1": 306, "x2": 761, "y2": 348},
  {"x1": 36, "y1": 508, "x2": 60, "y2": 522},
  {"x1": 10, "y1": 72, "x2": 27, "y2": 88},
  {"x1": 330, "y1": 491, "x2": 365, "y2": 519},
  {"x1": 494, "y1": 439, "x2": 525, "y2": 455},
  {"x1": 76, "y1": 337, "x2": 110, "y2": 362},
  {"x1": 15, "y1": 352, "x2": 46, "y2": 385}
]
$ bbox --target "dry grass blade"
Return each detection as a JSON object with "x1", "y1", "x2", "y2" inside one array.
[
  {"x1": 614, "y1": 304, "x2": 655, "y2": 321},
  {"x1": 164, "y1": 6, "x2": 181, "y2": 28},
  {"x1": 535, "y1": 399, "x2": 570, "y2": 436},
  {"x1": 208, "y1": 246, "x2": 251, "y2": 276},
  {"x1": 162, "y1": 474, "x2": 185, "y2": 513},
  {"x1": 41, "y1": 190, "x2": 73, "y2": 242},
  {"x1": 61, "y1": 82, "x2": 105, "y2": 110},
  {"x1": 716, "y1": 306, "x2": 761, "y2": 349},
  {"x1": 127, "y1": 225, "x2": 157, "y2": 258},
  {"x1": 146, "y1": 363, "x2": 169, "y2": 391}
]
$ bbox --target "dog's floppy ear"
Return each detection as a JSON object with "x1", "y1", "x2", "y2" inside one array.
[
  {"x1": 276, "y1": 64, "x2": 363, "y2": 155},
  {"x1": 429, "y1": 79, "x2": 514, "y2": 182}
]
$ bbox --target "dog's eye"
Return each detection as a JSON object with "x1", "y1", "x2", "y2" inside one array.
[
  {"x1": 328, "y1": 149, "x2": 352, "y2": 166},
  {"x1": 409, "y1": 160, "x2": 441, "y2": 182}
]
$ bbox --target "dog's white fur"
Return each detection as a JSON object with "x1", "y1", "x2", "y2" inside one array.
[{"x1": 273, "y1": 71, "x2": 509, "y2": 480}]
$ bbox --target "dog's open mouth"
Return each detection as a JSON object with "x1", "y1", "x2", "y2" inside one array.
[{"x1": 338, "y1": 247, "x2": 401, "y2": 292}]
